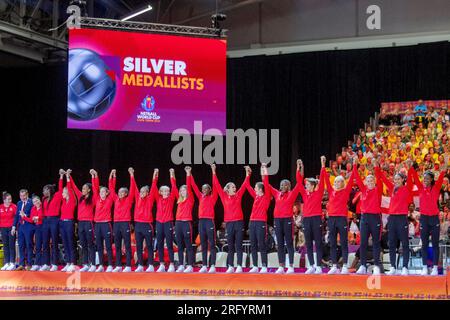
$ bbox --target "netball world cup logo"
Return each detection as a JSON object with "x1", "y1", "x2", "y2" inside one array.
[{"x1": 137, "y1": 95, "x2": 161, "y2": 123}]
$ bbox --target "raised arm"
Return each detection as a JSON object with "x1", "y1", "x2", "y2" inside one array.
[
  {"x1": 406, "y1": 166, "x2": 415, "y2": 194},
  {"x1": 211, "y1": 164, "x2": 226, "y2": 199},
  {"x1": 169, "y1": 168, "x2": 178, "y2": 199},
  {"x1": 344, "y1": 169, "x2": 355, "y2": 195},
  {"x1": 127, "y1": 167, "x2": 136, "y2": 206},
  {"x1": 150, "y1": 169, "x2": 159, "y2": 199},
  {"x1": 190, "y1": 174, "x2": 203, "y2": 199},
  {"x1": 374, "y1": 166, "x2": 384, "y2": 196},
  {"x1": 58, "y1": 169, "x2": 65, "y2": 192},
  {"x1": 68, "y1": 171, "x2": 82, "y2": 199},
  {"x1": 434, "y1": 170, "x2": 446, "y2": 196},
  {"x1": 378, "y1": 167, "x2": 394, "y2": 194},
  {"x1": 410, "y1": 167, "x2": 423, "y2": 192},
  {"x1": 109, "y1": 169, "x2": 117, "y2": 199},
  {"x1": 236, "y1": 166, "x2": 251, "y2": 198},
  {"x1": 244, "y1": 166, "x2": 256, "y2": 199},
  {"x1": 185, "y1": 167, "x2": 194, "y2": 201},
  {"x1": 353, "y1": 164, "x2": 365, "y2": 192}
]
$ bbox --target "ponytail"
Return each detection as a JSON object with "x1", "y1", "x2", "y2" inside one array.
[{"x1": 2, "y1": 191, "x2": 11, "y2": 201}]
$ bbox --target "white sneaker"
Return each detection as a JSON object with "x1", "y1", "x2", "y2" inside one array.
[
  {"x1": 249, "y1": 267, "x2": 259, "y2": 273},
  {"x1": 226, "y1": 266, "x2": 234, "y2": 274},
  {"x1": 356, "y1": 266, "x2": 367, "y2": 275},
  {"x1": 95, "y1": 265, "x2": 104, "y2": 272},
  {"x1": 30, "y1": 265, "x2": 40, "y2": 272},
  {"x1": 79, "y1": 265, "x2": 89, "y2": 272},
  {"x1": 67, "y1": 264, "x2": 75, "y2": 272},
  {"x1": 88, "y1": 265, "x2": 97, "y2": 272},
  {"x1": 123, "y1": 266, "x2": 132, "y2": 273},
  {"x1": 184, "y1": 266, "x2": 193, "y2": 273},
  {"x1": 105, "y1": 265, "x2": 113, "y2": 272},
  {"x1": 1, "y1": 263, "x2": 9, "y2": 271},
  {"x1": 50, "y1": 264, "x2": 58, "y2": 272},
  {"x1": 420, "y1": 266, "x2": 428, "y2": 276},
  {"x1": 431, "y1": 266, "x2": 438, "y2": 276},
  {"x1": 372, "y1": 266, "x2": 381, "y2": 276},
  {"x1": 275, "y1": 267, "x2": 285, "y2": 274},
  {"x1": 235, "y1": 266, "x2": 243, "y2": 273},
  {"x1": 208, "y1": 265, "x2": 216, "y2": 274},
  {"x1": 112, "y1": 266, "x2": 122, "y2": 273},
  {"x1": 305, "y1": 266, "x2": 315, "y2": 274},
  {"x1": 135, "y1": 265, "x2": 144, "y2": 273},
  {"x1": 156, "y1": 264, "x2": 166, "y2": 273},
  {"x1": 61, "y1": 264, "x2": 69, "y2": 272},
  {"x1": 167, "y1": 264, "x2": 175, "y2": 273},
  {"x1": 386, "y1": 266, "x2": 396, "y2": 275},
  {"x1": 6, "y1": 264, "x2": 16, "y2": 271},
  {"x1": 328, "y1": 265, "x2": 339, "y2": 274},
  {"x1": 260, "y1": 267, "x2": 268, "y2": 274},
  {"x1": 145, "y1": 265, "x2": 154, "y2": 273},
  {"x1": 315, "y1": 266, "x2": 323, "y2": 274},
  {"x1": 39, "y1": 264, "x2": 50, "y2": 271},
  {"x1": 286, "y1": 266, "x2": 295, "y2": 274},
  {"x1": 176, "y1": 265, "x2": 185, "y2": 273},
  {"x1": 341, "y1": 265, "x2": 350, "y2": 275},
  {"x1": 198, "y1": 266, "x2": 208, "y2": 273},
  {"x1": 401, "y1": 267, "x2": 409, "y2": 276}
]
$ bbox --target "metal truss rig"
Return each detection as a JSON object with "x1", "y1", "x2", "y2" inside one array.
[{"x1": 79, "y1": 17, "x2": 227, "y2": 39}]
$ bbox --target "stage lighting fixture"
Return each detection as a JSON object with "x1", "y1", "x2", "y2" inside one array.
[
  {"x1": 121, "y1": 5, "x2": 153, "y2": 22},
  {"x1": 211, "y1": 13, "x2": 227, "y2": 29}
]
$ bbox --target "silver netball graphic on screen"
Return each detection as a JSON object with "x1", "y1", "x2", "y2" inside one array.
[{"x1": 67, "y1": 49, "x2": 116, "y2": 121}]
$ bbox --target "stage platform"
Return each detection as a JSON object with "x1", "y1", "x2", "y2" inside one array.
[{"x1": 0, "y1": 269, "x2": 448, "y2": 299}]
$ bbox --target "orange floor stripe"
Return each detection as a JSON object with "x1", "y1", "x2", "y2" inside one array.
[{"x1": 0, "y1": 271, "x2": 447, "y2": 299}]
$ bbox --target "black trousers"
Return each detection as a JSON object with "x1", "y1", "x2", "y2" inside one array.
[
  {"x1": 420, "y1": 215, "x2": 440, "y2": 266},
  {"x1": 328, "y1": 216, "x2": 349, "y2": 264},
  {"x1": 274, "y1": 217, "x2": 295, "y2": 265},
  {"x1": 249, "y1": 221, "x2": 268, "y2": 267},
  {"x1": 156, "y1": 221, "x2": 174, "y2": 263},
  {"x1": 303, "y1": 216, "x2": 323, "y2": 267},
  {"x1": 198, "y1": 218, "x2": 216, "y2": 266},
  {"x1": 78, "y1": 221, "x2": 96, "y2": 265},
  {"x1": 387, "y1": 215, "x2": 409, "y2": 268},
  {"x1": 95, "y1": 222, "x2": 113, "y2": 266},
  {"x1": 226, "y1": 220, "x2": 244, "y2": 267},
  {"x1": 135, "y1": 222, "x2": 154, "y2": 266},
  {"x1": 359, "y1": 213, "x2": 382, "y2": 266},
  {"x1": 175, "y1": 221, "x2": 194, "y2": 266},
  {"x1": 113, "y1": 222, "x2": 132, "y2": 267}
]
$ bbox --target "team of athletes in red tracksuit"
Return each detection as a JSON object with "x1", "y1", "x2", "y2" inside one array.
[{"x1": 0, "y1": 156, "x2": 445, "y2": 275}]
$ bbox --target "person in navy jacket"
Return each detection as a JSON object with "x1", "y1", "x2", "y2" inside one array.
[{"x1": 11, "y1": 189, "x2": 34, "y2": 270}]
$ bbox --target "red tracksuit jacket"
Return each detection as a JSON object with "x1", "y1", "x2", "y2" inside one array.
[
  {"x1": 70, "y1": 176, "x2": 97, "y2": 221},
  {"x1": 24, "y1": 206, "x2": 44, "y2": 225},
  {"x1": 353, "y1": 166, "x2": 383, "y2": 214},
  {"x1": 268, "y1": 170, "x2": 302, "y2": 219},
  {"x1": 60, "y1": 181, "x2": 77, "y2": 220},
  {"x1": 298, "y1": 167, "x2": 326, "y2": 218},
  {"x1": 175, "y1": 175, "x2": 195, "y2": 221},
  {"x1": 379, "y1": 167, "x2": 414, "y2": 215},
  {"x1": 93, "y1": 177, "x2": 115, "y2": 222},
  {"x1": 324, "y1": 170, "x2": 355, "y2": 217},
  {"x1": 191, "y1": 175, "x2": 218, "y2": 220},
  {"x1": 133, "y1": 176, "x2": 156, "y2": 223},
  {"x1": 43, "y1": 178, "x2": 63, "y2": 217},
  {"x1": 152, "y1": 176, "x2": 178, "y2": 223},
  {"x1": 410, "y1": 168, "x2": 445, "y2": 216},
  {"x1": 0, "y1": 204, "x2": 17, "y2": 228},
  {"x1": 213, "y1": 174, "x2": 250, "y2": 222},
  {"x1": 246, "y1": 175, "x2": 272, "y2": 222},
  {"x1": 112, "y1": 176, "x2": 136, "y2": 222}
]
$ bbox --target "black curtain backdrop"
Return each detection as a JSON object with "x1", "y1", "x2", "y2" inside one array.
[{"x1": 1, "y1": 41, "x2": 450, "y2": 226}]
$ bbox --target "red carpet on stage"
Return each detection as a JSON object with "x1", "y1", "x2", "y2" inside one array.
[{"x1": 0, "y1": 270, "x2": 448, "y2": 299}]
